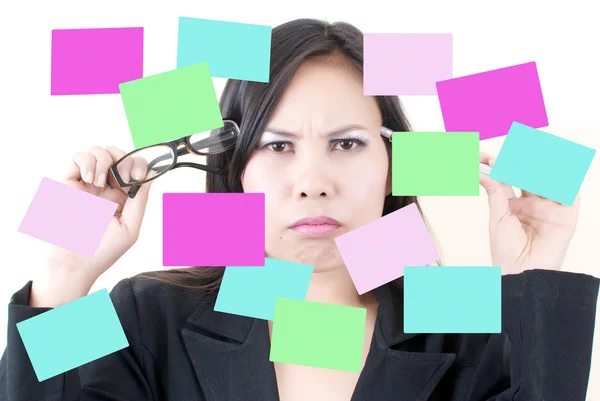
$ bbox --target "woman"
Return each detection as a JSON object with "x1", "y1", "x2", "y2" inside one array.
[{"x1": 1, "y1": 18, "x2": 598, "y2": 401}]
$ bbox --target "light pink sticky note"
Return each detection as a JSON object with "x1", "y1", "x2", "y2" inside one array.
[
  {"x1": 18, "y1": 178, "x2": 118, "y2": 257},
  {"x1": 436, "y1": 61, "x2": 548, "y2": 140},
  {"x1": 51, "y1": 27, "x2": 143, "y2": 95},
  {"x1": 334, "y1": 203, "x2": 440, "y2": 295},
  {"x1": 363, "y1": 33, "x2": 453, "y2": 95},
  {"x1": 163, "y1": 193, "x2": 265, "y2": 267}
]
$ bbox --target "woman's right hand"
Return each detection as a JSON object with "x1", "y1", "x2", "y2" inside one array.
[{"x1": 38, "y1": 146, "x2": 155, "y2": 297}]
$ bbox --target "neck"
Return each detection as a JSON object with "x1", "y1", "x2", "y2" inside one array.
[{"x1": 304, "y1": 265, "x2": 377, "y2": 308}]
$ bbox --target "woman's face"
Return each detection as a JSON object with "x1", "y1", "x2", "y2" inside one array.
[{"x1": 241, "y1": 57, "x2": 391, "y2": 273}]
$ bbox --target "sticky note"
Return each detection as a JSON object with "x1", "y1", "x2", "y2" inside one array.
[
  {"x1": 214, "y1": 258, "x2": 313, "y2": 320},
  {"x1": 16, "y1": 288, "x2": 129, "y2": 381},
  {"x1": 436, "y1": 61, "x2": 548, "y2": 140},
  {"x1": 391, "y1": 131, "x2": 480, "y2": 196},
  {"x1": 51, "y1": 27, "x2": 143, "y2": 95},
  {"x1": 404, "y1": 266, "x2": 501, "y2": 333},
  {"x1": 334, "y1": 203, "x2": 440, "y2": 295},
  {"x1": 177, "y1": 17, "x2": 271, "y2": 82},
  {"x1": 270, "y1": 298, "x2": 366, "y2": 372},
  {"x1": 119, "y1": 62, "x2": 224, "y2": 149},
  {"x1": 163, "y1": 193, "x2": 265, "y2": 266},
  {"x1": 18, "y1": 177, "x2": 118, "y2": 257},
  {"x1": 489, "y1": 122, "x2": 596, "y2": 206},
  {"x1": 363, "y1": 33, "x2": 452, "y2": 95}
]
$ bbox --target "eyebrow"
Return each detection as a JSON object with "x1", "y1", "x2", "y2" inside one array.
[{"x1": 262, "y1": 124, "x2": 369, "y2": 139}]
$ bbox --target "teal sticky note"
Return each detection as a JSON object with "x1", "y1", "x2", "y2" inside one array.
[
  {"x1": 177, "y1": 17, "x2": 272, "y2": 82},
  {"x1": 16, "y1": 289, "x2": 129, "y2": 381},
  {"x1": 214, "y1": 257, "x2": 313, "y2": 320},
  {"x1": 404, "y1": 266, "x2": 501, "y2": 333},
  {"x1": 489, "y1": 122, "x2": 596, "y2": 206}
]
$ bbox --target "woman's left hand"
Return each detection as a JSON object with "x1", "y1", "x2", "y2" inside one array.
[{"x1": 479, "y1": 152, "x2": 581, "y2": 275}]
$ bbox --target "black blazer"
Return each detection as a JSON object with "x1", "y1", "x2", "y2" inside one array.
[{"x1": 1, "y1": 269, "x2": 598, "y2": 401}]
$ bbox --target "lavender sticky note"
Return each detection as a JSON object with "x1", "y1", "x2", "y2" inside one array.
[
  {"x1": 334, "y1": 203, "x2": 440, "y2": 295},
  {"x1": 363, "y1": 33, "x2": 453, "y2": 95},
  {"x1": 18, "y1": 178, "x2": 118, "y2": 257},
  {"x1": 163, "y1": 193, "x2": 265, "y2": 266},
  {"x1": 51, "y1": 27, "x2": 143, "y2": 95},
  {"x1": 436, "y1": 61, "x2": 548, "y2": 140}
]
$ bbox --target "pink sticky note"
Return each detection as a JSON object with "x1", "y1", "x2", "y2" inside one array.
[
  {"x1": 18, "y1": 178, "x2": 118, "y2": 257},
  {"x1": 363, "y1": 33, "x2": 453, "y2": 95},
  {"x1": 51, "y1": 27, "x2": 143, "y2": 95},
  {"x1": 436, "y1": 61, "x2": 548, "y2": 140},
  {"x1": 334, "y1": 203, "x2": 439, "y2": 295},
  {"x1": 163, "y1": 193, "x2": 265, "y2": 266}
]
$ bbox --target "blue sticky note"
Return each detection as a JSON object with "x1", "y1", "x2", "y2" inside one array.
[
  {"x1": 214, "y1": 257, "x2": 313, "y2": 320},
  {"x1": 404, "y1": 266, "x2": 501, "y2": 333},
  {"x1": 177, "y1": 17, "x2": 271, "y2": 82},
  {"x1": 16, "y1": 289, "x2": 129, "y2": 381},
  {"x1": 489, "y1": 122, "x2": 596, "y2": 206}
]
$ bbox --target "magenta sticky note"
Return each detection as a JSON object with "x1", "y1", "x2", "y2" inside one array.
[
  {"x1": 51, "y1": 27, "x2": 143, "y2": 95},
  {"x1": 18, "y1": 178, "x2": 118, "y2": 257},
  {"x1": 163, "y1": 193, "x2": 265, "y2": 266},
  {"x1": 436, "y1": 61, "x2": 548, "y2": 140},
  {"x1": 334, "y1": 203, "x2": 440, "y2": 295},
  {"x1": 363, "y1": 33, "x2": 453, "y2": 95}
]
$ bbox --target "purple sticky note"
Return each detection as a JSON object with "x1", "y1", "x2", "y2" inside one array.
[
  {"x1": 163, "y1": 193, "x2": 265, "y2": 266},
  {"x1": 436, "y1": 61, "x2": 548, "y2": 140},
  {"x1": 51, "y1": 27, "x2": 143, "y2": 95},
  {"x1": 18, "y1": 178, "x2": 118, "y2": 257},
  {"x1": 363, "y1": 33, "x2": 453, "y2": 95},
  {"x1": 334, "y1": 203, "x2": 439, "y2": 295}
]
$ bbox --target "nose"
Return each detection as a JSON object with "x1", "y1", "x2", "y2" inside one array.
[{"x1": 293, "y1": 154, "x2": 335, "y2": 200}]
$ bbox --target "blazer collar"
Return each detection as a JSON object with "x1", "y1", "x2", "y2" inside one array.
[{"x1": 182, "y1": 280, "x2": 455, "y2": 401}]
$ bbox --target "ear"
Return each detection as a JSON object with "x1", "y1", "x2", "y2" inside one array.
[{"x1": 385, "y1": 167, "x2": 392, "y2": 196}]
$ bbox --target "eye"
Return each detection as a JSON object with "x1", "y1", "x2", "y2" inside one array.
[
  {"x1": 331, "y1": 137, "x2": 366, "y2": 151},
  {"x1": 262, "y1": 141, "x2": 293, "y2": 153}
]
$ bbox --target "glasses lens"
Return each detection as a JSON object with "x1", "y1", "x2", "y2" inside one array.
[
  {"x1": 189, "y1": 123, "x2": 237, "y2": 154},
  {"x1": 116, "y1": 145, "x2": 174, "y2": 185}
]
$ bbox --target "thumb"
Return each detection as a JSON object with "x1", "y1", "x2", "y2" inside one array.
[
  {"x1": 480, "y1": 171, "x2": 510, "y2": 226},
  {"x1": 121, "y1": 179, "x2": 154, "y2": 237}
]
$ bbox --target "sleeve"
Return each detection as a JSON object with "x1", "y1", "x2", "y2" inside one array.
[
  {"x1": 467, "y1": 269, "x2": 600, "y2": 401},
  {"x1": 0, "y1": 278, "x2": 155, "y2": 401}
]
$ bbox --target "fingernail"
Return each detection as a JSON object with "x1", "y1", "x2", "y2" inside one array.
[
  {"x1": 96, "y1": 173, "x2": 106, "y2": 187},
  {"x1": 85, "y1": 171, "x2": 93, "y2": 183}
]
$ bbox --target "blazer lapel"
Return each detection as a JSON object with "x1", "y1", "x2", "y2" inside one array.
[
  {"x1": 181, "y1": 292, "x2": 279, "y2": 401},
  {"x1": 351, "y1": 282, "x2": 456, "y2": 401}
]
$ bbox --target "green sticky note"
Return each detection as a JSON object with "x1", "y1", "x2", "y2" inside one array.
[
  {"x1": 392, "y1": 131, "x2": 480, "y2": 196},
  {"x1": 269, "y1": 298, "x2": 366, "y2": 372},
  {"x1": 119, "y1": 62, "x2": 224, "y2": 149}
]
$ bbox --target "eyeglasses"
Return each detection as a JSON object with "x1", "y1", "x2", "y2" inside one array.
[{"x1": 107, "y1": 119, "x2": 240, "y2": 199}]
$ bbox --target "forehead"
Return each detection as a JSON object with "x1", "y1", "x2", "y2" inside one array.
[{"x1": 267, "y1": 57, "x2": 381, "y2": 129}]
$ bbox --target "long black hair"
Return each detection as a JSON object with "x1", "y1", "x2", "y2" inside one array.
[{"x1": 136, "y1": 18, "x2": 442, "y2": 293}]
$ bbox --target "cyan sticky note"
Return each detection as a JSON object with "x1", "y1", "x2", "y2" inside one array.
[
  {"x1": 392, "y1": 131, "x2": 480, "y2": 196},
  {"x1": 214, "y1": 257, "x2": 313, "y2": 320},
  {"x1": 335, "y1": 203, "x2": 440, "y2": 295},
  {"x1": 16, "y1": 289, "x2": 129, "y2": 381},
  {"x1": 270, "y1": 298, "x2": 366, "y2": 372},
  {"x1": 436, "y1": 61, "x2": 548, "y2": 140},
  {"x1": 404, "y1": 266, "x2": 501, "y2": 333},
  {"x1": 119, "y1": 62, "x2": 224, "y2": 149},
  {"x1": 177, "y1": 17, "x2": 272, "y2": 82},
  {"x1": 163, "y1": 193, "x2": 265, "y2": 266},
  {"x1": 18, "y1": 177, "x2": 118, "y2": 258},
  {"x1": 489, "y1": 122, "x2": 596, "y2": 206},
  {"x1": 51, "y1": 27, "x2": 143, "y2": 95},
  {"x1": 363, "y1": 33, "x2": 453, "y2": 95}
]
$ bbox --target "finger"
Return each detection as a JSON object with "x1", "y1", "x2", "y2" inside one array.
[
  {"x1": 68, "y1": 152, "x2": 96, "y2": 184},
  {"x1": 120, "y1": 174, "x2": 155, "y2": 238},
  {"x1": 105, "y1": 146, "x2": 134, "y2": 194},
  {"x1": 480, "y1": 172, "x2": 511, "y2": 226},
  {"x1": 131, "y1": 156, "x2": 149, "y2": 182},
  {"x1": 88, "y1": 146, "x2": 113, "y2": 188},
  {"x1": 479, "y1": 151, "x2": 495, "y2": 165}
]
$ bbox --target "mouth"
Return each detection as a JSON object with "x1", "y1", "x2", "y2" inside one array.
[{"x1": 289, "y1": 216, "x2": 342, "y2": 237}]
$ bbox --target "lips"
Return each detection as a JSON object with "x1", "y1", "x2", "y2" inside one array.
[{"x1": 290, "y1": 216, "x2": 341, "y2": 228}]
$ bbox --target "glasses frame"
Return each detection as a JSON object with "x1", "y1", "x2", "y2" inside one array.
[{"x1": 108, "y1": 119, "x2": 240, "y2": 199}]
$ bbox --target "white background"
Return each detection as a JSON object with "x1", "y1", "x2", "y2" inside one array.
[{"x1": 0, "y1": 0, "x2": 599, "y2": 398}]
